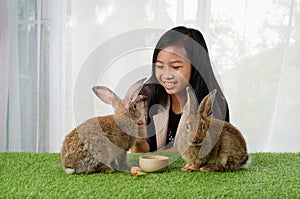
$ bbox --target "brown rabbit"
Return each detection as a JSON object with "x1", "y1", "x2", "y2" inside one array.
[
  {"x1": 177, "y1": 88, "x2": 250, "y2": 172},
  {"x1": 60, "y1": 78, "x2": 147, "y2": 174}
]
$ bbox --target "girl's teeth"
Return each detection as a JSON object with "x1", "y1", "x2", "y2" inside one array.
[{"x1": 165, "y1": 82, "x2": 175, "y2": 89}]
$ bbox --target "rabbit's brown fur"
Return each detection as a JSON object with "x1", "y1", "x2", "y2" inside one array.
[
  {"x1": 178, "y1": 88, "x2": 250, "y2": 172},
  {"x1": 60, "y1": 78, "x2": 146, "y2": 174}
]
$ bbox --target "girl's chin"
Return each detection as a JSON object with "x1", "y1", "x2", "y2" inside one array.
[
  {"x1": 165, "y1": 87, "x2": 188, "y2": 97},
  {"x1": 165, "y1": 88, "x2": 178, "y2": 95}
]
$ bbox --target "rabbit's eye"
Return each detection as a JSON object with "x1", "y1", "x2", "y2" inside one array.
[{"x1": 132, "y1": 103, "x2": 137, "y2": 110}]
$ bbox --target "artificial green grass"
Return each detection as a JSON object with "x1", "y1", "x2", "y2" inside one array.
[{"x1": 0, "y1": 152, "x2": 299, "y2": 198}]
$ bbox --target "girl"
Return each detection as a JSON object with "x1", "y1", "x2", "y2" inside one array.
[{"x1": 132, "y1": 26, "x2": 229, "y2": 153}]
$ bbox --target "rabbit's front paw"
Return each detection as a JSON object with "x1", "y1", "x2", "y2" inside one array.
[
  {"x1": 200, "y1": 165, "x2": 226, "y2": 172},
  {"x1": 99, "y1": 164, "x2": 115, "y2": 173},
  {"x1": 182, "y1": 163, "x2": 199, "y2": 172}
]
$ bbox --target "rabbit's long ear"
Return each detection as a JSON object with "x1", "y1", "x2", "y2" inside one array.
[
  {"x1": 175, "y1": 87, "x2": 198, "y2": 148},
  {"x1": 198, "y1": 89, "x2": 217, "y2": 119},
  {"x1": 92, "y1": 86, "x2": 121, "y2": 109},
  {"x1": 124, "y1": 78, "x2": 147, "y2": 107},
  {"x1": 183, "y1": 87, "x2": 198, "y2": 116}
]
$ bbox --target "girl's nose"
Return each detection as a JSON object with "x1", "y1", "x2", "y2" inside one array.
[{"x1": 162, "y1": 66, "x2": 174, "y2": 79}]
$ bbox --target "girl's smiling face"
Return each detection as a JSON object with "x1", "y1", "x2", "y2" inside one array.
[{"x1": 155, "y1": 45, "x2": 192, "y2": 97}]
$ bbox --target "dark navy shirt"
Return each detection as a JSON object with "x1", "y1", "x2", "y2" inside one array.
[{"x1": 166, "y1": 109, "x2": 182, "y2": 148}]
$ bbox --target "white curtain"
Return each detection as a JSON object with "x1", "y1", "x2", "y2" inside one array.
[
  {"x1": 48, "y1": 0, "x2": 66, "y2": 153},
  {"x1": 0, "y1": 0, "x2": 22, "y2": 151},
  {"x1": 0, "y1": 0, "x2": 299, "y2": 152},
  {"x1": 0, "y1": 0, "x2": 65, "y2": 152},
  {"x1": 0, "y1": 0, "x2": 10, "y2": 151}
]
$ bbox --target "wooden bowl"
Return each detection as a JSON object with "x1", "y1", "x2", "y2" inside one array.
[{"x1": 139, "y1": 155, "x2": 169, "y2": 172}]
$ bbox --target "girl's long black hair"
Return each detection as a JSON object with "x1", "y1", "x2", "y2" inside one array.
[{"x1": 141, "y1": 26, "x2": 230, "y2": 151}]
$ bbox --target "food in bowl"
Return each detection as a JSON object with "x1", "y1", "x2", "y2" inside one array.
[{"x1": 139, "y1": 155, "x2": 169, "y2": 172}]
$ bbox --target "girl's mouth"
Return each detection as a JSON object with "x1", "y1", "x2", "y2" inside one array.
[{"x1": 163, "y1": 82, "x2": 176, "y2": 90}]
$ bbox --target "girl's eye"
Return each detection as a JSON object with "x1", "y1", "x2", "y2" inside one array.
[
  {"x1": 156, "y1": 64, "x2": 163, "y2": 69},
  {"x1": 171, "y1": 66, "x2": 182, "y2": 70}
]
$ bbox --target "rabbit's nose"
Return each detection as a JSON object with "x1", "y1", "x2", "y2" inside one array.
[
  {"x1": 137, "y1": 119, "x2": 145, "y2": 126},
  {"x1": 191, "y1": 138, "x2": 201, "y2": 145}
]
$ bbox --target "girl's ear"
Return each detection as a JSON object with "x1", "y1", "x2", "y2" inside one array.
[
  {"x1": 124, "y1": 78, "x2": 147, "y2": 109},
  {"x1": 198, "y1": 89, "x2": 217, "y2": 119},
  {"x1": 92, "y1": 86, "x2": 121, "y2": 109}
]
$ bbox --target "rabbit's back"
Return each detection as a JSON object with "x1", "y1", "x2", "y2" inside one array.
[
  {"x1": 67, "y1": 115, "x2": 135, "y2": 157},
  {"x1": 217, "y1": 121, "x2": 248, "y2": 165},
  {"x1": 96, "y1": 115, "x2": 137, "y2": 150},
  {"x1": 201, "y1": 119, "x2": 248, "y2": 170},
  {"x1": 61, "y1": 129, "x2": 86, "y2": 166},
  {"x1": 60, "y1": 129, "x2": 99, "y2": 173},
  {"x1": 221, "y1": 121, "x2": 247, "y2": 152}
]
